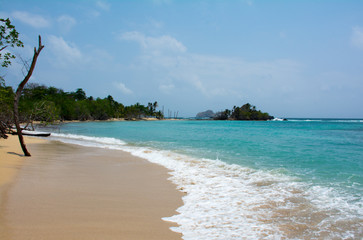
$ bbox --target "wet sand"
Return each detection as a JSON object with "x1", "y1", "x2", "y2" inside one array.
[{"x1": 0, "y1": 136, "x2": 183, "y2": 240}]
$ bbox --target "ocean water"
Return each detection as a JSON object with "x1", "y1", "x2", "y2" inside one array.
[{"x1": 42, "y1": 119, "x2": 363, "y2": 239}]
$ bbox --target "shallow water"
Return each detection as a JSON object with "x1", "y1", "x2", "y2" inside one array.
[{"x1": 41, "y1": 119, "x2": 363, "y2": 239}]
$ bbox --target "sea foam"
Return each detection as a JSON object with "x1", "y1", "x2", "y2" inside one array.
[
  {"x1": 48, "y1": 133, "x2": 363, "y2": 239},
  {"x1": 50, "y1": 133, "x2": 126, "y2": 148}
]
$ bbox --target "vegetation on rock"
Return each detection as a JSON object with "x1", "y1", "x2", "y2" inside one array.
[{"x1": 214, "y1": 103, "x2": 273, "y2": 121}]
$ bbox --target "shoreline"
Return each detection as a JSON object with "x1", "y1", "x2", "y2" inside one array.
[
  {"x1": 0, "y1": 135, "x2": 184, "y2": 240},
  {"x1": 36, "y1": 117, "x2": 182, "y2": 124}
]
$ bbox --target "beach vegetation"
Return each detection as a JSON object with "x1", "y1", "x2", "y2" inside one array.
[
  {"x1": 0, "y1": 18, "x2": 23, "y2": 138},
  {"x1": 0, "y1": 86, "x2": 14, "y2": 138},
  {"x1": 1, "y1": 18, "x2": 45, "y2": 157},
  {"x1": 74, "y1": 88, "x2": 87, "y2": 101},
  {"x1": 0, "y1": 83, "x2": 164, "y2": 127}
]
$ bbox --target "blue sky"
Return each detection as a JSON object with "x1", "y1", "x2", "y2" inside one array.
[{"x1": 1, "y1": 0, "x2": 363, "y2": 118}]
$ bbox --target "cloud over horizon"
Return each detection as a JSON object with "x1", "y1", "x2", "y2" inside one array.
[
  {"x1": 2, "y1": 1, "x2": 363, "y2": 118},
  {"x1": 115, "y1": 82, "x2": 133, "y2": 95},
  {"x1": 119, "y1": 31, "x2": 303, "y2": 100}
]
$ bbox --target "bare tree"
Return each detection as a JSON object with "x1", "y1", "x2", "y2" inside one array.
[
  {"x1": 23, "y1": 100, "x2": 58, "y2": 130},
  {"x1": 13, "y1": 36, "x2": 44, "y2": 156}
]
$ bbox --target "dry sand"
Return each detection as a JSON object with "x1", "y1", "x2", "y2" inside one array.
[
  {"x1": 0, "y1": 135, "x2": 45, "y2": 186},
  {"x1": 0, "y1": 135, "x2": 184, "y2": 240}
]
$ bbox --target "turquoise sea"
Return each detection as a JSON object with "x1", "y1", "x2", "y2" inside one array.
[{"x1": 43, "y1": 119, "x2": 363, "y2": 239}]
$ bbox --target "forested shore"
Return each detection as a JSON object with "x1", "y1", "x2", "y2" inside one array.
[{"x1": 0, "y1": 83, "x2": 163, "y2": 126}]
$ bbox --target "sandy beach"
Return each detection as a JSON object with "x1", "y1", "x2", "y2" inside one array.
[{"x1": 0, "y1": 135, "x2": 183, "y2": 240}]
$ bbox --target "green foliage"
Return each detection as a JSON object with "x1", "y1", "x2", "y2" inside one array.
[
  {"x1": 10, "y1": 83, "x2": 162, "y2": 121},
  {"x1": 0, "y1": 17, "x2": 23, "y2": 137},
  {"x1": 0, "y1": 18, "x2": 24, "y2": 68},
  {"x1": 0, "y1": 85, "x2": 14, "y2": 104},
  {"x1": 214, "y1": 103, "x2": 273, "y2": 121},
  {"x1": 0, "y1": 85, "x2": 14, "y2": 137},
  {"x1": 30, "y1": 100, "x2": 60, "y2": 123},
  {"x1": 74, "y1": 88, "x2": 87, "y2": 101},
  {"x1": 214, "y1": 109, "x2": 230, "y2": 120}
]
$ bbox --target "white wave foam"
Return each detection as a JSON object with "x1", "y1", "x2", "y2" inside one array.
[
  {"x1": 49, "y1": 133, "x2": 363, "y2": 239},
  {"x1": 288, "y1": 119, "x2": 363, "y2": 123},
  {"x1": 133, "y1": 150, "x2": 291, "y2": 239},
  {"x1": 50, "y1": 133, "x2": 126, "y2": 149}
]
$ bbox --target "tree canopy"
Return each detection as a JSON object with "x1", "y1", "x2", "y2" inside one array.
[
  {"x1": 0, "y1": 18, "x2": 24, "y2": 139},
  {"x1": 0, "y1": 18, "x2": 24, "y2": 68},
  {"x1": 214, "y1": 103, "x2": 273, "y2": 121},
  {"x1": 0, "y1": 83, "x2": 163, "y2": 125}
]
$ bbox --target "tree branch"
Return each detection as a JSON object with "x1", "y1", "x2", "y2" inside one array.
[{"x1": 13, "y1": 35, "x2": 44, "y2": 156}]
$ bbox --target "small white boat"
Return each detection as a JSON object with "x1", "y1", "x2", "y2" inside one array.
[{"x1": 18, "y1": 130, "x2": 51, "y2": 137}]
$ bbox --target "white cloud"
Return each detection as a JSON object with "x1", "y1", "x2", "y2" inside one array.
[
  {"x1": 351, "y1": 26, "x2": 363, "y2": 50},
  {"x1": 192, "y1": 79, "x2": 209, "y2": 96},
  {"x1": 119, "y1": 31, "x2": 187, "y2": 53},
  {"x1": 118, "y1": 31, "x2": 305, "y2": 109},
  {"x1": 152, "y1": 0, "x2": 172, "y2": 5},
  {"x1": 57, "y1": 15, "x2": 76, "y2": 32},
  {"x1": 96, "y1": 1, "x2": 111, "y2": 11},
  {"x1": 94, "y1": 12, "x2": 101, "y2": 18},
  {"x1": 279, "y1": 31, "x2": 287, "y2": 39},
  {"x1": 12, "y1": 11, "x2": 50, "y2": 28},
  {"x1": 147, "y1": 18, "x2": 164, "y2": 29},
  {"x1": 159, "y1": 83, "x2": 175, "y2": 93},
  {"x1": 47, "y1": 35, "x2": 83, "y2": 66},
  {"x1": 115, "y1": 82, "x2": 133, "y2": 95},
  {"x1": 243, "y1": 0, "x2": 254, "y2": 6}
]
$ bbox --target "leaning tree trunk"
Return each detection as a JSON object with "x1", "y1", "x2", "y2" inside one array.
[{"x1": 13, "y1": 36, "x2": 44, "y2": 157}]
